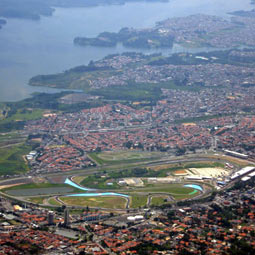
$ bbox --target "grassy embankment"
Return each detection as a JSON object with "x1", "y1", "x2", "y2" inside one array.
[
  {"x1": 48, "y1": 197, "x2": 62, "y2": 206},
  {"x1": 27, "y1": 197, "x2": 47, "y2": 204},
  {"x1": 79, "y1": 161, "x2": 223, "y2": 190},
  {"x1": 0, "y1": 143, "x2": 32, "y2": 175},
  {"x1": 89, "y1": 151, "x2": 162, "y2": 166},
  {"x1": 0, "y1": 108, "x2": 44, "y2": 132},
  {"x1": 56, "y1": 184, "x2": 200, "y2": 209},
  {"x1": 60, "y1": 196, "x2": 127, "y2": 209},
  {"x1": 150, "y1": 196, "x2": 169, "y2": 206},
  {"x1": 130, "y1": 195, "x2": 147, "y2": 208},
  {"x1": 0, "y1": 110, "x2": 42, "y2": 176}
]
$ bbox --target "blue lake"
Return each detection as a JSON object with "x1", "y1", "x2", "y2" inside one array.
[{"x1": 0, "y1": 0, "x2": 252, "y2": 102}]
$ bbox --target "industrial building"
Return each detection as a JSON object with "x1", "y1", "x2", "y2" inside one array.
[{"x1": 230, "y1": 166, "x2": 255, "y2": 180}]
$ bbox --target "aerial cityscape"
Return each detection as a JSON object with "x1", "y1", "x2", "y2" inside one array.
[{"x1": 0, "y1": 0, "x2": 255, "y2": 254}]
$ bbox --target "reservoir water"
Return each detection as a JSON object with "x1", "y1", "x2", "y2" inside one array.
[{"x1": 0, "y1": 0, "x2": 252, "y2": 102}]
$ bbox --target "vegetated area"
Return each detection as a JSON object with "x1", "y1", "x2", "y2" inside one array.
[
  {"x1": 80, "y1": 162, "x2": 223, "y2": 190},
  {"x1": 89, "y1": 151, "x2": 162, "y2": 165},
  {"x1": 150, "y1": 196, "x2": 169, "y2": 206},
  {"x1": 125, "y1": 184, "x2": 201, "y2": 208},
  {"x1": 0, "y1": 92, "x2": 104, "y2": 132},
  {"x1": 27, "y1": 196, "x2": 47, "y2": 204},
  {"x1": 29, "y1": 65, "x2": 115, "y2": 90},
  {"x1": 60, "y1": 196, "x2": 127, "y2": 209},
  {"x1": 0, "y1": 106, "x2": 49, "y2": 176},
  {"x1": 208, "y1": 154, "x2": 251, "y2": 167},
  {"x1": 0, "y1": 132, "x2": 27, "y2": 147},
  {"x1": 90, "y1": 82, "x2": 164, "y2": 102},
  {"x1": 88, "y1": 80, "x2": 201, "y2": 102},
  {"x1": 0, "y1": 143, "x2": 32, "y2": 176},
  {"x1": 20, "y1": 183, "x2": 200, "y2": 208},
  {"x1": 74, "y1": 28, "x2": 174, "y2": 48},
  {"x1": 0, "y1": 111, "x2": 42, "y2": 176},
  {"x1": 0, "y1": 104, "x2": 44, "y2": 132},
  {"x1": 1, "y1": 158, "x2": 211, "y2": 208},
  {"x1": 45, "y1": 183, "x2": 200, "y2": 208},
  {"x1": 130, "y1": 195, "x2": 147, "y2": 208},
  {"x1": 28, "y1": 49, "x2": 255, "y2": 103},
  {"x1": 48, "y1": 197, "x2": 62, "y2": 206},
  {"x1": 137, "y1": 184, "x2": 194, "y2": 196},
  {"x1": 80, "y1": 167, "x2": 162, "y2": 189},
  {"x1": 148, "y1": 49, "x2": 255, "y2": 67}
]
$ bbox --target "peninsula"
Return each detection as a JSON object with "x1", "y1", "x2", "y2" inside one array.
[
  {"x1": 29, "y1": 49, "x2": 255, "y2": 95},
  {"x1": 74, "y1": 13, "x2": 255, "y2": 49}
]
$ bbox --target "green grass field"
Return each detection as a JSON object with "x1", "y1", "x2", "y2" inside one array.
[
  {"x1": 126, "y1": 184, "x2": 200, "y2": 201},
  {"x1": 80, "y1": 175, "x2": 119, "y2": 190},
  {"x1": 0, "y1": 132, "x2": 26, "y2": 143},
  {"x1": 150, "y1": 161, "x2": 225, "y2": 175},
  {"x1": 150, "y1": 196, "x2": 168, "y2": 206},
  {"x1": 0, "y1": 109, "x2": 44, "y2": 132},
  {"x1": 138, "y1": 184, "x2": 194, "y2": 194},
  {"x1": 173, "y1": 192, "x2": 199, "y2": 201},
  {"x1": 27, "y1": 196, "x2": 47, "y2": 204},
  {"x1": 0, "y1": 143, "x2": 32, "y2": 175},
  {"x1": 130, "y1": 195, "x2": 147, "y2": 208},
  {"x1": 48, "y1": 198, "x2": 62, "y2": 206},
  {"x1": 89, "y1": 151, "x2": 161, "y2": 165},
  {"x1": 3, "y1": 109, "x2": 44, "y2": 122},
  {"x1": 97, "y1": 151, "x2": 161, "y2": 161},
  {"x1": 60, "y1": 196, "x2": 127, "y2": 209},
  {"x1": 9, "y1": 181, "x2": 202, "y2": 208},
  {"x1": 72, "y1": 176, "x2": 86, "y2": 184}
]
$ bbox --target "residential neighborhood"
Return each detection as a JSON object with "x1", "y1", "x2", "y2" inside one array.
[{"x1": 1, "y1": 172, "x2": 255, "y2": 254}]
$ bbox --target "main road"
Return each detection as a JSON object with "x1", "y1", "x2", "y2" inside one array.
[
  {"x1": 0, "y1": 152, "x2": 247, "y2": 187},
  {"x1": 0, "y1": 154, "x2": 228, "y2": 187}
]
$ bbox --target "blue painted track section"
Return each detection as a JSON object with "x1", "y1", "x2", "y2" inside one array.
[
  {"x1": 64, "y1": 178, "x2": 93, "y2": 191},
  {"x1": 184, "y1": 184, "x2": 203, "y2": 191},
  {"x1": 66, "y1": 192, "x2": 129, "y2": 198},
  {"x1": 64, "y1": 178, "x2": 129, "y2": 198}
]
